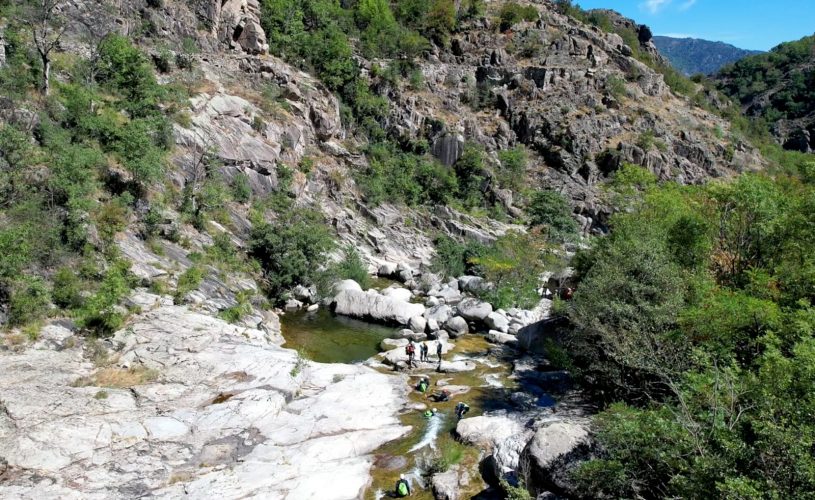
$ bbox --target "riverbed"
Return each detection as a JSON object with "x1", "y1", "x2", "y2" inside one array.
[{"x1": 281, "y1": 311, "x2": 520, "y2": 498}]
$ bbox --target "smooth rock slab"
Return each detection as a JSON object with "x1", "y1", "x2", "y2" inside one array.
[
  {"x1": 333, "y1": 289, "x2": 425, "y2": 326},
  {"x1": 0, "y1": 306, "x2": 411, "y2": 499}
]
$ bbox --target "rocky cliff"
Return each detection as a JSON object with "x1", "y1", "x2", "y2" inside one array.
[{"x1": 0, "y1": 0, "x2": 771, "y2": 497}]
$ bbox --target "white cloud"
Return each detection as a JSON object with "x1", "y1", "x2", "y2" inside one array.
[
  {"x1": 640, "y1": 0, "x2": 672, "y2": 14},
  {"x1": 679, "y1": 0, "x2": 697, "y2": 11}
]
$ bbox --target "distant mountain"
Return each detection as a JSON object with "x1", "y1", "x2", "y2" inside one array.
[
  {"x1": 653, "y1": 36, "x2": 763, "y2": 75},
  {"x1": 715, "y1": 34, "x2": 815, "y2": 152}
]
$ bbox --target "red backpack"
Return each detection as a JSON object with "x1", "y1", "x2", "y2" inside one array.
[{"x1": 406, "y1": 344, "x2": 415, "y2": 355}]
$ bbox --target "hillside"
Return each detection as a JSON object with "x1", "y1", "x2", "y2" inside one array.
[
  {"x1": 716, "y1": 34, "x2": 815, "y2": 152},
  {"x1": 1, "y1": 1, "x2": 813, "y2": 499},
  {"x1": 653, "y1": 36, "x2": 762, "y2": 75}
]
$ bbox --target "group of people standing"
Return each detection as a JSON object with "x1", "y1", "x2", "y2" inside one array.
[{"x1": 405, "y1": 339, "x2": 443, "y2": 369}]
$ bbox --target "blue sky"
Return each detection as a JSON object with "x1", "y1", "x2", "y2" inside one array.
[{"x1": 574, "y1": 0, "x2": 815, "y2": 51}]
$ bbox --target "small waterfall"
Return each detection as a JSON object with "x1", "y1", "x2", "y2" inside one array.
[
  {"x1": 408, "y1": 413, "x2": 445, "y2": 452},
  {"x1": 406, "y1": 466, "x2": 426, "y2": 489}
]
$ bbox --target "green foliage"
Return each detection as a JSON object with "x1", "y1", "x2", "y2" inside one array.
[
  {"x1": 717, "y1": 35, "x2": 815, "y2": 124},
  {"x1": 356, "y1": 142, "x2": 457, "y2": 206},
  {"x1": 453, "y1": 143, "x2": 487, "y2": 208},
  {"x1": 498, "y1": 2, "x2": 538, "y2": 32},
  {"x1": 218, "y1": 291, "x2": 253, "y2": 323},
  {"x1": 8, "y1": 276, "x2": 51, "y2": 327},
  {"x1": 96, "y1": 34, "x2": 164, "y2": 118},
  {"x1": 526, "y1": 190, "x2": 578, "y2": 241},
  {"x1": 53, "y1": 268, "x2": 84, "y2": 309},
  {"x1": 572, "y1": 171, "x2": 815, "y2": 498},
  {"x1": 430, "y1": 234, "x2": 486, "y2": 279},
  {"x1": 499, "y1": 478, "x2": 533, "y2": 500},
  {"x1": 470, "y1": 230, "x2": 547, "y2": 309},
  {"x1": 496, "y1": 146, "x2": 527, "y2": 190},
  {"x1": 332, "y1": 247, "x2": 371, "y2": 289},
  {"x1": 175, "y1": 266, "x2": 204, "y2": 301},
  {"x1": 76, "y1": 261, "x2": 134, "y2": 336},
  {"x1": 249, "y1": 206, "x2": 336, "y2": 300}
]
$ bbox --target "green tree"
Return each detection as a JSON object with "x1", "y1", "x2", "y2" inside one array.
[
  {"x1": 249, "y1": 207, "x2": 335, "y2": 299},
  {"x1": 527, "y1": 190, "x2": 578, "y2": 241}
]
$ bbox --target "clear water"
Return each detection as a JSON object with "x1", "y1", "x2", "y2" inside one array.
[{"x1": 280, "y1": 308, "x2": 396, "y2": 364}]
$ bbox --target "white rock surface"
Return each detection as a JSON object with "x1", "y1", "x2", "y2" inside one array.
[
  {"x1": 456, "y1": 298, "x2": 493, "y2": 323},
  {"x1": 525, "y1": 421, "x2": 590, "y2": 469},
  {"x1": 0, "y1": 306, "x2": 410, "y2": 499},
  {"x1": 456, "y1": 415, "x2": 524, "y2": 449},
  {"x1": 333, "y1": 289, "x2": 425, "y2": 326}
]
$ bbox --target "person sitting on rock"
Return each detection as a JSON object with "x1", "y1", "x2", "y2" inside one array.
[
  {"x1": 455, "y1": 401, "x2": 470, "y2": 420},
  {"x1": 429, "y1": 389, "x2": 450, "y2": 402},
  {"x1": 417, "y1": 377, "x2": 429, "y2": 393},
  {"x1": 395, "y1": 474, "x2": 411, "y2": 497}
]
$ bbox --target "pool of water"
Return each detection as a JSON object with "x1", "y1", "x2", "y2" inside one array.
[{"x1": 280, "y1": 308, "x2": 397, "y2": 364}]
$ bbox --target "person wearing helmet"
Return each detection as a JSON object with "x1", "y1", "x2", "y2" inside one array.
[
  {"x1": 455, "y1": 401, "x2": 470, "y2": 420},
  {"x1": 423, "y1": 407, "x2": 438, "y2": 419},
  {"x1": 417, "y1": 377, "x2": 429, "y2": 393},
  {"x1": 395, "y1": 474, "x2": 411, "y2": 497}
]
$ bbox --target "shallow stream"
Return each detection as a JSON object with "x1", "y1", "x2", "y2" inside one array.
[{"x1": 281, "y1": 309, "x2": 520, "y2": 499}]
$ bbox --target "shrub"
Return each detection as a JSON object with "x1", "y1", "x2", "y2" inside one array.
[
  {"x1": 527, "y1": 190, "x2": 579, "y2": 241},
  {"x1": 53, "y1": 268, "x2": 84, "y2": 309},
  {"x1": 8, "y1": 276, "x2": 51, "y2": 326},
  {"x1": 175, "y1": 266, "x2": 204, "y2": 301},
  {"x1": 470, "y1": 231, "x2": 546, "y2": 309},
  {"x1": 249, "y1": 207, "x2": 335, "y2": 300},
  {"x1": 333, "y1": 246, "x2": 371, "y2": 289},
  {"x1": 498, "y1": 2, "x2": 539, "y2": 32},
  {"x1": 430, "y1": 235, "x2": 486, "y2": 279},
  {"x1": 497, "y1": 146, "x2": 527, "y2": 190},
  {"x1": 232, "y1": 174, "x2": 252, "y2": 203},
  {"x1": 76, "y1": 261, "x2": 133, "y2": 335}
]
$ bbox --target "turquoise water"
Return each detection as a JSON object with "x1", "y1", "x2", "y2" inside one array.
[{"x1": 280, "y1": 308, "x2": 397, "y2": 364}]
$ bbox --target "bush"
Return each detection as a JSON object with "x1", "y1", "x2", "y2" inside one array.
[
  {"x1": 53, "y1": 268, "x2": 84, "y2": 309},
  {"x1": 333, "y1": 246, "x2": 371, "y2": 289},
  {"x1": 8, "y1": 276, "x2": 51, "y2": 326},
  {"x1": 470, "y1": 231, "x2": 546, "y2": 309},
  {"x1": 249, "y1": 207, "x2": 335, "y2": 300},
  {"x1": 498, "y1": 2, "x2": 539, "y2": 32},
  {"x1": 527, "y1": 190, "x2": 579, "y2": 241},
  {"x1": 175, "y1": 266, "x2": 204, "y2": 300},
  {"x1": 76, "y1": 261, "x2": 133, "y2": 335},
  {"x1": 430, "y1": 234, "x2": 486, "y2": 279}
]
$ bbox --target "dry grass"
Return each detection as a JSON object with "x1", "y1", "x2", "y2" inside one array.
[{"x1": 73, "y1": 366, "x2": 159, "y2": 389}]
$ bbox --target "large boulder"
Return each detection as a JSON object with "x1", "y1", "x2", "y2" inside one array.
[
  {"x1": 333, "y1": 289, "x2": 425, "y2": 326},
  {"x1": 457, "y1": 415, "x2": 524, "y2": 449},
  {"x1": 432, "y1": 465, "x2": 471, "y2": 500},
  {"x1": 409, "y1": 315, "x2": 427, "y2": 334},
  {"x1": 425, "y1": 304, "x2": 454, "y2": 324},
  {"x1": 381, "y1": 286, "x2": 412, "y2": 302},
  {"x1": 523, "y1": 421, "x2": 592, "y2": 495},
  {"x1": 456, "y1": 298, "x2": 493, "y2": 323},
  {"x1": 458, "y1": 275, "x2": 489, "y2": 293},
  {"x1": 332, "y1": 279, "x2": 363, "y2": 294},
  {"x1": 485, "y1": 311, "x2": 510, "y2": 333},
  {"x1": 443, "y1": 316, "x2": 469, "y2": 337}
]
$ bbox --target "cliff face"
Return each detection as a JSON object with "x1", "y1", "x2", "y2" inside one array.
[
  {"x1": 26, "y1": 0, "x2": 761, "y2": 239},
  {"x1": 379, "y1": 2, "x2": 761, "y2": 229}
]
